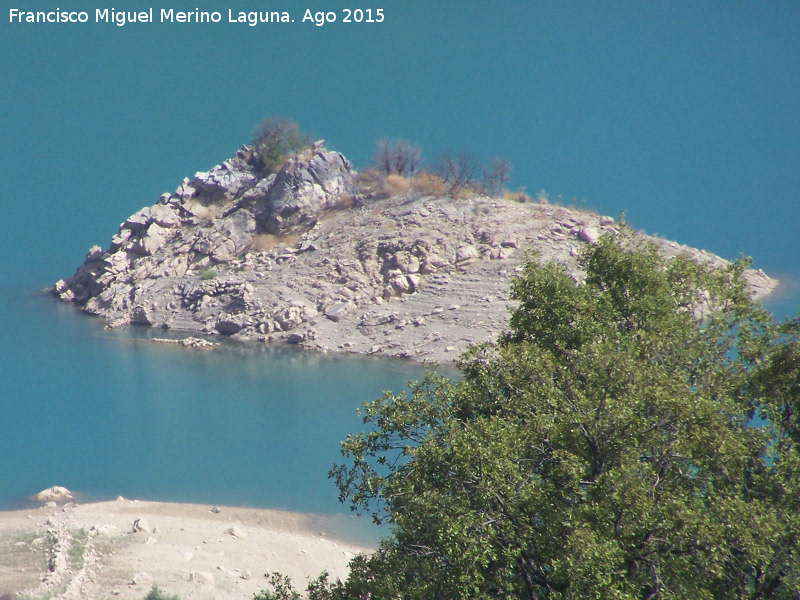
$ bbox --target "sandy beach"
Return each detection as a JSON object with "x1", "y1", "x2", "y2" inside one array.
[{"x1": 0, "y1": 496, "x2": 373, "y2": 600}]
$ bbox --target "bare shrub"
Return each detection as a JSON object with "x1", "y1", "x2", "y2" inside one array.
[
  {"x1": 435, "y1": 151, "x2": 478, "y2": 194},
  {"x1": 374, "y1": 139, "x2": 422, "y2": 177},
  {"x1": 482, "y1": 157, "x2": 512, "y2": 197}
]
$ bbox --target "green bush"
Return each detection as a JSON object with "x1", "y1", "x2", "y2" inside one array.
[
  {"x1": 199, "y1": 269, "x2": 217, "y2": 280},
  {"x1": 144, "y1": 584, "x2": 180, "y2": 600},
  {"x1": 251, "y1": 116, "x2": 313, "y2": 175}
]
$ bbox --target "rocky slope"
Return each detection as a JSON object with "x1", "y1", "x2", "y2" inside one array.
[{"x1": 54, "y1": 144, "x2": 778, "y2": 363}]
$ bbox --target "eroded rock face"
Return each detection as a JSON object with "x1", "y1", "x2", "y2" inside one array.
[
  {"x1": 54, "y1": 146, "x2": 779, "y2": 363},
  {"x1": 255, "y1": 150, "x2": 352, "y2": 235}
]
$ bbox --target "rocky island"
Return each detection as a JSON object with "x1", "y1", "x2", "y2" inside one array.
[{"x1": 53, "y1": 140, "x2": 778, "y2": 363}]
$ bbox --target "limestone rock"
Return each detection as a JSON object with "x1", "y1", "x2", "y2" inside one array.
[
  {"x1": 257, "y1": 149, "x2": 353, "y2": 235},
  {"x1": 190, "y1": 571, "x2": 215, "y2": 586},
  {"x1": 132, "y1": 518, "x2": 152, "y2": 534},
  {"x1": 577, "y1": 227, "x2": 600, "y2": 244},
  {"x1": 132, "y1": 572, "x2": 152, "y2": 586},
  {"x1": 33, "y1": 486, "x2": 73, "y2": 502},
  {"x1": 456, "y1": 245, "x2": 479, "y2": 265},
  {"x1": 225, "y1": 525, "x2": 247, "y2": 539}
]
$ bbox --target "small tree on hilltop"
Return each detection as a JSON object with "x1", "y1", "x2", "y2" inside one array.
[{"x1": 251, "y1": 116, "x2": 313, "y2": 175}]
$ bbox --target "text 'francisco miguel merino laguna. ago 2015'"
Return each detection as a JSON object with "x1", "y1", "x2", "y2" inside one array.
[{"x1": 9, "y1": 8, "x2": 386, "y2": 26}]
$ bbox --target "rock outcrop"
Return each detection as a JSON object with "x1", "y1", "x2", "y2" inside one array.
[{"x1": 54, "y1": 144, "x2": 779, "y2": 363}]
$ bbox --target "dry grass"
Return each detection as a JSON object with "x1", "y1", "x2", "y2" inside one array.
[
  {"x1": 251, "y1": 232, "x2": 301, "y2": 252},
  {"x1": 503, "y1": 190, "x2": 533, "y2": 203},
  {"x1": 383, "y1": 174, "x2": 411, "y2": 196},
  {"x1": 411, "y1": 171, "x2": 449, "y2": 198}
]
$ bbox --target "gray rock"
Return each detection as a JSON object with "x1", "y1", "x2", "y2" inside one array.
[
  {"x1": 215, "y1": 317, "x2": 245, "y2": 335},
  {"x1": 600, "y1": 215, "x2": 615, "y2": 226},
  {"x1": 124, "y1": 207, "x2": 152, "y2": 231},
  {"x1": 149, "y1": 203, "x2": 179, "y2": 228},
  {"x1": 85, "y1": 245, "x2": 104, "y2": 262},
  {"x1": 577, "y1": 227, "x2": 600, "y2": 244},
  {"x1": 257, "y1": 149, "x2": 353, "y2": 235},
  {"x1": 325, "y1": 302, "x2": 351, "y2": 322},
  {"x1": 132, "y1": 572, "x2": 152, "y2": 585},
  {"x1": 456, "y1": 245, "x2": 479, "y2": 264},
  {"x1": 190, "y1": 571, "x2": 215, "y2": 586},
  {"x1": 132, "y1": 518, "x2": 152, "y2": 534},
  {"x1": 225, "y1": 525, "x2": 248, "y2": 539},
  {"x1": 132, "y1": 222, "x2": 169, "y2": 256},
  {"x1": 34, "y1": 486, "x2": 73, "y2": 502}
]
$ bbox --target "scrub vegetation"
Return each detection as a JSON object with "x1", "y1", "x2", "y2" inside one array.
[
  {"x1": 256, "y1": 235, "x2": 800, "y2": 599},
  {"x1": 251, "y1": 116, "x2": 313, "y2": 176},
  {"x1": 366, "y1": 138, "x2": 514, "y2": 200}
]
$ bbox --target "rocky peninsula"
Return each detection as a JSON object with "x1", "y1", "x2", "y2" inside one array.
[{"x1": 54, "y1": 143, "x2": 778, "y2": 363}]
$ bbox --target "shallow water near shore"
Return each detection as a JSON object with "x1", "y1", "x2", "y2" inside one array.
[{"x1": 0, "y1": 288, "x2": 429, "y2": 542}]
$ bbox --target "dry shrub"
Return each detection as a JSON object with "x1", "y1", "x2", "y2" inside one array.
[
  {"x1": 251, "y1": 233, "x2": 301, "y2": 252},
  {"x1": 503, "y1": 190, "x2": 533, "y2": 203},
  {"x1": 333, "y1": 193, "x2": 357, "y2": 210},
  {"x1": 411, "y1": 171, "x2": 449, "y2": 198},
  {"x1": 383, "y1": 174, "x2": 410, "y2": 196},
  {"x1": 353, "y1": 169, "x2": 385, "y2": 196}
]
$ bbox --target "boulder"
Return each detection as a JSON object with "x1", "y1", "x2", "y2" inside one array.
[
  {"x1": 215, "y1": 317, "x2": 245, "y2": 335},
  {"x1": 225, "y1": 525, "x2": 248, "y2": 539},
  {"x1": 149, "y1": 203, "x2": 179, "y2": 228},
  {"x1": 325, "y1": 302, "x2": 351, "y2": 322},
  {"x1": 456, "y1": 245, "x2": 479, "y2": 265},
  {"x1": 393, "y1": 251, "x2": 420, "y2": 274},
  {"x1": 85, "y1": 245, "x2": 104, "y2": 262},
  {"x1": 132, "y1": 518, "x2": 152, "y2": 533},
  {"x1": 577, "y1": 227, "x2": 600, "y2": 244},
  {"x1": 257, "y1": 149, "x2": 353, "y2": 235},
  {"x1": 132, "y1": 222, "x2": 169, "y2": 256},
  {"x1": 33, "y1": 486, "x2": 73, "y2": 502},
  {"x1": 124, "y1": 207, "x2": 152, "y2": 231},
  {"x1": 190, "y1": 571, "x2": 215, "y2": 586}
]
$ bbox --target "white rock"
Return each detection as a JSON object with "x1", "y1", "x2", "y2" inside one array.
[
  {"x1": 132, "y1": 518, "x2": 152, "y2": 534},
  {"x1": 225, "y1": 526, "x2": 247, "y2": 539},
  {"x1": 577, "y1": 227, "x2": 600, "y2": 244},
  {"x1": 34, "y1": 486, "x2": 73, "y2": 502},
  {"x1": 455, "y1": 245, "x2": 479, "y2": 264},
  {"x1": 325, "y1": 302, "x2": 351, "y2": 322},
  {"x1": 131, "y1": 572, "x2": 152, "y2": 585},
  {"x1": 190, "y1": 571, "x2": 215, "y2": 586}
]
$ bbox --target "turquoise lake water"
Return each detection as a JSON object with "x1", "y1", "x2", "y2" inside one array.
[
  {"x1": 1, "y1": 2, "x2": 798, "y2": 544},
  {"x1": 0, "y1": 288, "x2": 424, "y2": 516}
]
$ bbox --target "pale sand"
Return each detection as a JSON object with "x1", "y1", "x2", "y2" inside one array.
[{"x1": 0, "y1": 499, "x2": 374, "y2": 600}]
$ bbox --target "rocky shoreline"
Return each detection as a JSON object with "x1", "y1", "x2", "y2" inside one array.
[
  {"x1": 54, "y1": 144, "x2": 778, "y2": 363},
  {"x1": 0, "y1": 490, "x2": 369, "y2": 600}
]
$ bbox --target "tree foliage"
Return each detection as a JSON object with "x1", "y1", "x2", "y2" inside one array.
[
  {"x1": 251, "y1": 116, "x2": 313, "y2": 175},
  {"x1": 260, "y1": 235, "x2": 800, "y2": 599}
]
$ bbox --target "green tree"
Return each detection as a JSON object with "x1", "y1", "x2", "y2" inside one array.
[
  {"x1": 251, "y1": 116, "x2": 312, "y2": 175},
  {"x1": 322, "y1": 234, "x2": 800, "y2": 599}
]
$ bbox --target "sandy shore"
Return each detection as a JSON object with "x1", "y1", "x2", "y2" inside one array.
[{"x1": 0, "y1": 498, "x2": 373, "y2": 600}]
